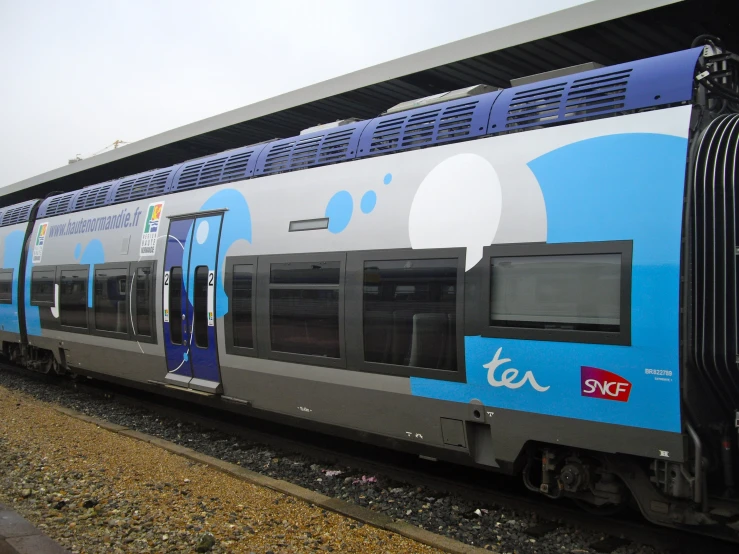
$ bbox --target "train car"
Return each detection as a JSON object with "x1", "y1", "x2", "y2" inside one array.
[{"x1": 1, "y1": 39, "x2": 738, "y2": 537}]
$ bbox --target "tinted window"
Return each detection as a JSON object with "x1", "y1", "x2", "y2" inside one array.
[
  {"x1": 269, "y1": 262, "x2": 340, "y2": 358},
  {"x1": 31, "y1": 269, "x2": 55, "y2": 305},
  {"x1": 136, "y1": 267, "x2": 153, "y2": 336},
  {"x1": 270, "y1": 261, "x2": 340, "y2": 285},
  {"x1": 193, "y1": 266, "x2": 209, "y2": 348},
  {"x1": 363, "y1": 259, "x2": 458, "y2": 370},
  {"x1": 0, "y1": 270, "x2": 13, "y2": 303},
  {"x1": 232, "y1": 264, "x2": 254, "y2": 348},
  {"x1": 490, "y1": 253, "x2": 621, "y2": 332},
  {"x1": 169, "y1": 267, "x2": 183, "y2": 345},
  {"x1": 60, "y1": 268, "x2": 88, "y2": 328},
  {"x1": 94, "y1": 268, "x2": 128, "y2": 333}
]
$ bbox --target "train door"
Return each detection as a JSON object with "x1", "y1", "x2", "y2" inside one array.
[{"x1": 163, "y1": 214, "x2": 223, "y2": 394}]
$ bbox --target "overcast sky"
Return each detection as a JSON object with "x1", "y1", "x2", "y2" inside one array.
[{"x1": 0, "y1": 0, "x2": 591, "y2": 189}]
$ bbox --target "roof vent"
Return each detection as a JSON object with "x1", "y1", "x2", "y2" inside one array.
[
  {"x1": 0, "y1": 200, "x2": 37, "y2": 227},
  {"x1": 511, "y1": 62, "x2": 603, "y2": 87},
  {"x1": 384, "y1": 85, "x2": 497, "y2": 115},
  {"x1": 300, "y1": 119, "x2": 360, "y2": 135}
]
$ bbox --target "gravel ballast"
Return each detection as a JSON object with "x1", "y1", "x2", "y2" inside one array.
[
  {"x1": 0, "y1": 369, "x2": 675, "y2": 554},
  {"x1": 0, "y1": 384, "x2": 443, "y2": 554}
]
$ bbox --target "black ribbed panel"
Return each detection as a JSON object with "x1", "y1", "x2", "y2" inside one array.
[{"x1": 691, "y1": 114, "x2": 739, "y2": 416}]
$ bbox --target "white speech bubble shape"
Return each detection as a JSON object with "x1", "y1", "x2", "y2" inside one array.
[{"x1": 408, "y1": 153, "x2": 502, "y2": 271}]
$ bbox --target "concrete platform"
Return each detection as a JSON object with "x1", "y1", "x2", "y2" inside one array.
[{"x1": 0, "y1": 504, "x2": 69, "y2": 554}]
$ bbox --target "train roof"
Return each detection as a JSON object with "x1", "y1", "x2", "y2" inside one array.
[{"x1": 0, "y1": 0, "x2": 735, "y2": 208}]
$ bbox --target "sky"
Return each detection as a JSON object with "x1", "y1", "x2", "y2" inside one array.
[{"x1": 0, "y1": 0, "x2": 593, "y2": 189}]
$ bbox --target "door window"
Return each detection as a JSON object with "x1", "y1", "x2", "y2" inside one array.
[{"x1": 169, "y1": 267, "x2": 183, "y2": 345}]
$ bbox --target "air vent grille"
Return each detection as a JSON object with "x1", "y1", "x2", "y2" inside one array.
[
  {"x1": 0, "y1": 200, "x2": 36, "y2": 227},
  {"x1": 564, "y1": 69, "x2": 631, "y2": 118},
  {"x1": 357, "y1": 91, "x2": 499, "y2": 158},
  {"x1": 73, "y1": 183, "x2": 113, "y2": 211},
  {"x1": 44, "y1": 192, "x2": 76, "y2": 217},
  {"x1": 256, "y1": 123, "x2": 366, "y2": 176},
  {"x1": 171, "y1": 145, "x2": 264, "y2": 193},
  {"x1": 114, "y1": 169, "x2": 172, "y2": 203}
]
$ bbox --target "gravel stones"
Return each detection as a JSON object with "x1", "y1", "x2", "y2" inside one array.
[{"x1": 0, "y1": 385, "x2": 442, "y2": 553}]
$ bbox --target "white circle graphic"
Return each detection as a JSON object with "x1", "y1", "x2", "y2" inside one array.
[
  {"x1": 196, "y1": 220, "x2": 209, "y2": 244},
  {"x1": 408, "y1": 153, "x2": 502, "y2": 270}
]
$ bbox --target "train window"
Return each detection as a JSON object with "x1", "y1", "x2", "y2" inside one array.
[
  {"x1": 0, "y1": 269, "x2": 13, "y2": 304},
  {"x1": 482, "y1": 241, "x2": 632, "y2": 345},
  {"x1": 232, "y1": 264, "x2": 254, "y2": 348},
  {"x1": 169, "y1": 267, "x2": 183, "y2": 345},
  {"x1": 363, "y1": 259, "x2": 458, "y2": 370},
  {"x1": 135, "y1": 267, "x2": 153, "y2": 336},
  {"x1": 94, "y1": 267, "x2": 128, "y2": 334},
  {"x1": 60, "y1": 268, "x2": 89, "y2": 328},
  {"x1": 269, "y1": 261, "x2": 340, "y2": 358},
  {"x1": 193, "y1": 266, "x2": 209, "y2": 348},
  {"x1": 490, "y1": 254, "x2": 620, "y2": 331},
  {"x1": 30, "y1": 269, "x2": 55, "y2": 305}
]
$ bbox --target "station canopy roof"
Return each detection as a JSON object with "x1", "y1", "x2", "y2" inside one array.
[{"x1": 0, "y1": 0, "x2": 735, "y2": 207}]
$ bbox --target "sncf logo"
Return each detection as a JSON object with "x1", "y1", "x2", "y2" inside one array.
[{"x1": 581, "y1": 366, "x2": 632, "y2": 402}]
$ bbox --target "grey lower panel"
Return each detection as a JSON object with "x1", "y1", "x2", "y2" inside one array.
[
  {"x1": 18, "y1": 336, "x2": 685, "y2": 469},
  {"x1": 51, "y1": 339, "x2": 165, "y2": 384},
  {"x1": 219, "y1": 363, "x2": 685, "y2": 467},
  {"x1": 0, "y1": 331, "x2": 21, "y2": 344}
]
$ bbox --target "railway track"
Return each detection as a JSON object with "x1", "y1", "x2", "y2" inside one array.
[{"x1": 1, "y1": 362, "x2": 735, "y2": 554}]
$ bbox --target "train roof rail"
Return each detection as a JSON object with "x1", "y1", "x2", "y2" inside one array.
[
  {"x1": 254, "y1": 121, "x2": 369, "y2": 177},
  {"x1": 171, "y1": 142, "x2": 269, "y2": 193},
  {"x1": 0, "y1": 199, "x2": 39, "y2": 227},
  {"x1": 356, "y1": 90, "x2": 500, "y2": 159},
  {"x1": 488, "y1": 47, "x2": 703, "y2": 133}
]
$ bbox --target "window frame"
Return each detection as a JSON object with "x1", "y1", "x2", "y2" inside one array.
[
  {"x1": 56, "y1": 264, "x2": 90, "y2": 333},
  {"x1": 225, "y1": 256, "x2": 258, "y2": 357},
  {"x1": 30, "y1": 267, "x2": 56, "y2": 307},
  {"x1": 0, "y1": 269, "x2": 13, "y2": 304},
  {"x1": 91, "y1": 262, "x2": 132, "y2": 339},
  {"x1": 345, "y1": 247, "x2": 467, "y2": 382},
  {"x1": 130, "y1": 261, "x2": 157, "y2": 344},
  {"x1": 480, "y1": 241, "x2": 632, "y2": 346},
  {"x1": 256, "y1": 252, "x2": 346, "y2": 369}
]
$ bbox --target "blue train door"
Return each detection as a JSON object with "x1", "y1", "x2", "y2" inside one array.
[{"x1": 163, "y1": 214, "x2": 223, "y2": 394}]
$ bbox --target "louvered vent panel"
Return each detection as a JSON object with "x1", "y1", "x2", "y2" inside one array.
[
  {"x1": 221, "y1": 152, "x2": 253, "y2": 183},
  {"x1": 401, "y1": 109, "x2": 441, "y2": 148},
  {"x1": 198, "y1": 158, "x2": 227, "y2": 187},
  {"x1": 1, "y1": 202, "x2": 34, "y2": 226},
  {"x1": 505, "y1": 83, "x2": 567, "y2": 129},
  {"x1": 369, "y1": 117, "x2": 405, "y2": 153},
  {"x1": 358, "y1": 93, "x2": 497, "y2": 159},
  {"x1": 318, "y1": 129, "x2": 353, "y2": 163},
  {"x1": 176, "y1": 163, "x2": 204, "y2": 191},
  {"x1": 262, "y1": 142, "x2": 296, "y2": 175},
  {"x1": 437, "y1": 101, "x2": 477, "y2": 141},
  {"x1": 564, "y1": 69, "x2": 631, "y2": 118},
  {"x1": 44, "y1": 193, "x2": 76, "y2": 217},
  {"x1": 114, "y1": 170, "x2": 171, "y2": 203},
  {"x1": 73, "y1": 183, "x2": 112, "y2": 211},
  {"x1": 290, "y1": 137, "x2": 322, "y2": 169}
]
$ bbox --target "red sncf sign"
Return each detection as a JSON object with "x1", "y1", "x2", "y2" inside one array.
[{"x1": 580, "y1": 366, "x2": 632, "y2": 402}]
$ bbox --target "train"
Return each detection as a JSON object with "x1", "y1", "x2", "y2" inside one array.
[{"x1": 1, "y1": 36, "x2": 738, "y2": 538}]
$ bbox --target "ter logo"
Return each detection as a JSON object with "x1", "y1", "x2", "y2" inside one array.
[{"x1": 581, "y1": 366, "x2": 632, "y2": 402}]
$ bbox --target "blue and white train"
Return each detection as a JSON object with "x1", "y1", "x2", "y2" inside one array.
[{"x1": 0, "y1": 40, "x2": 737, "y2": 536}]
